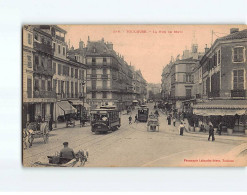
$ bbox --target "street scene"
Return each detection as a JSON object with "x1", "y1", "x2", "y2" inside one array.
[{"x1": 22, "y1": 25, "x2": 247, "y2": 167}]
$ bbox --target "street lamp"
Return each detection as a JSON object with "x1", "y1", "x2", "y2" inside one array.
[{"x1": 79, "y1": 81, "x2": 86, "y2": 126}]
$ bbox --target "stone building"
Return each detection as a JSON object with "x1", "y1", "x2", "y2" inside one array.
[
  {"x1": 85, "y1": 37, "x2": 139, "y2": 110},
  {"x1": 192, "y1": 28, "x2": 247, "y2": 134},
  {"x1": 22, "y1": 25, "x2": 35, "y2": 128},
  {"x1": 30, "y1": 25, "x2": 55, "y2": 124}
]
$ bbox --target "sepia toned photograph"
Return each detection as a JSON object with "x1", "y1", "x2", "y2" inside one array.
[{"x1": 22, "y1": 24, "x2": 247, "y2": 167}]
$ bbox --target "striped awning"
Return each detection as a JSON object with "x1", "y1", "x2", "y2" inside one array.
[{"x1": 192, "y1": 99, "x2": 247, "y2": 116}]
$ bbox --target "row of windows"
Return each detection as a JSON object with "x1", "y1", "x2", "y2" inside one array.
[
  {"x1": 53, "y1": 62, "x2": 85, "y2": 79},
  {"x1": 53, "y1": 42, "x2": 66, "y2": 56},
  {"x1": 202, "y1": 69, "x2": 245, "y2": 94},
  {"x1": 53, "y1": 80, "x2": 83, "y2": 94},
  {"x1": 34, "y1": 79, "x2": 52, "y2": 91},
  {"x1": 92, "y1": 92, "x2": 107, "y2": 99},
  {"x1": 34, "y1": 33, "x2": 52, "y2": 46}
]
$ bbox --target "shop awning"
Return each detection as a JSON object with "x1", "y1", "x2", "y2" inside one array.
[
  {"x1": 133, "y1": 100, "x2": 138, "y2": 103},
  {"x1": 192, "y1": 99, "x2": 247, "y2": 116},
  {"x1": 57, "y1": 101, "x2": 77, "y2": 115},
  {"x1": 69, "y1": 100, "x2": 84, "y2": 106}
]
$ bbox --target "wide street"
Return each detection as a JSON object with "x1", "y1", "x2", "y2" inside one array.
[{"x1": 23, "y1": 103, "x2": 247, "y2": 167}]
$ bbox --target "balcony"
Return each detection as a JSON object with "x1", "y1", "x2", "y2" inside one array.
[
  {"x1": 33, "y1": 91, "x2": 56, "y2": 98},
  {"x1": 33, "y1": 65, "x2": 53, "y2": 76},
  {"x1": 91, "y1": 74, "x2": 97, "y2": 79},
  {"x1": 34, "y1": 41, "x2": 52, "y2": 55},
  {"x1": 101, "y1": 74, "x2": 108, "y2": 79},
  {"x1": 208, "y1": 91, "x2": 220, "y2": 98},
  {"x1": 55, "y1": 35, "x2": 65, "y2": 42},
  {"x1": 231, "y1": 90, "x2": 246, "y2": 98}
]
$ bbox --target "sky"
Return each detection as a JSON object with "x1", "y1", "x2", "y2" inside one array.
[{"x1": 60, "y1": 25, "x2": 246, "y2": 84}]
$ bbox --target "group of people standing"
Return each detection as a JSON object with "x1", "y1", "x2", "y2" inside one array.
[{"x1": 166, "y1": 113, "x2": 185, "y2": 136}]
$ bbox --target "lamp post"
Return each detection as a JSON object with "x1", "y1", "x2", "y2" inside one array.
[{"x1": 79, "y1": 81, "x2": 86, "y2": 125}]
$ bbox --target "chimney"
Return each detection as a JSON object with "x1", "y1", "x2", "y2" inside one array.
[
  {"x1": 71, "y1": 45, "x2": 74, "y2": 50},
  {"x1": 87, "y1": 36, "x2": 90, "y2": 43},
  {"x1": 101, "y1": 37, "x2": 104, "y2": 42},
  {"x1": 107, "y1": 42, "x2": 113, "y2": 50},
  {"x1": 79, "y1": 40, "x2": 84, "y2": 50},
  {"x1": 205, "y1": 44, "x2": 209, "y2": 53},
  {"x1": 230, "y1": 28, "x2": 239, "y2": 34}
]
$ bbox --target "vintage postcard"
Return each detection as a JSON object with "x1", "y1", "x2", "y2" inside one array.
[{"x1": 22, "y1": 25, "x2": 247, "y2": 167}]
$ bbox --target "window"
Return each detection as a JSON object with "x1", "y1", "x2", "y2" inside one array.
[
  {"x1": 71, "y1": 82, "x2": 74, "y2": 97},
  {"x1": 217, "y1": 49, "x2": 221, "y2": 65},
  {"x1": 92, "y1": 57, "x2": 96, "y2": 65},
  {"x1": 71, "y1": 68, "x2": 74, "y2": 77},
  {"x1": 58, "y1": 80, "x2": 61, "y2": 93},
  {"x1": 103, "y1": 80, "x2": 107, "y2": 89},
  {"x1": 92, "y1": 80, "x2": 96, "y2": 90},
  {"x1": 35, "y1": 56, "x2": 39, "y2": 66},
  {"x1": 103, "y1": 68, "x2": 107, "y2": 75},
  {"x1": 103, "y1": 57, "x2": 106, "y2": 62},
  {"x1": 233, "y1": 70, "x2": 244, "y2": 90},
  {"x1": 34, "y1": 79, "x2": 39, "y2": 91},
  {"x1": 58, "y1": 45, "x2": 61, "y2": 54},
  {"x1": 53, "y1": 62, "x2": 56, "y2": 74},
  {"x1": 92, "y1": 68, "x2": 96, "y2": 76},
  {"x1": 34, "y1": 34, "x2": 38, "y2": 41},
  {"x1": 53, "y1": 79, "x2": 57, "y2": 92},
  {"x1": 75, "y1": 69, "x2": 78, "y2": 78},
  {"x1": 27, "y1": 56, "x2": 32, "y2": 68},
  {"x1": 47, "y1": 80, "x2": 51, "y2": 91},
  {"x1": 233, "y1": 47, "x2": 245, "y2": 62},
  {"x1": 58, "y1": 64, "x2": 61, "y2": 75},
  {"x1": 186, "y1": 88, "x2": 191, "y2": 98},
  {"x1": 63, "y1": 47, "x2": 65, "y2": 56},
  {"x1": 27, "y1": 78, "x2": 32, "y2": 98},
  {"x1": 41, "y1": 80, "x2": 45, "y2": 90},
  {"x1": 82, "y1": 70, "x2": 85, "y2": 80},
  {"x1": 92, "y1": 92, "x2": 96, "y2": 99},
  {"x1": 28, "y1": 33, "x2": 32, "y2": 45},
  {"x1": 53, "y1": 43, "x2": 56, "y2": 52},
  {"x1": 75, "y1": 82, "x2": 78, "y2": 96},
  {"x1": 103, "y1": 92, "x2": 107, "y2": 98}
]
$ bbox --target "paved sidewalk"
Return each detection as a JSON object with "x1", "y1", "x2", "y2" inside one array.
[{"x1": 159, "y1": 109, "x2": 247, "y2": 137}]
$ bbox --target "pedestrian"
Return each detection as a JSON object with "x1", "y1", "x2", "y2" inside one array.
[
  {"x1": 217, "y1": 122, "x2": 222, "y2": 135},
  {"x1": 167, "y1": 115, "x2": 171, "y2": 125},
  {"x1": 134, "y1": 114, "x2": 138, "y2": 123},
  {"x1": 129, "y1": 115, "x2": 132, "y2": 124},
  {"x1": 208, "y1": 125, "x2": 215, "y2": 141},
  {"x1": 173, "y1": 117, "x2": 176, "y2": 126},
  {"x1": 179, "y1": 122, "x2": 185, "y2": 136}
]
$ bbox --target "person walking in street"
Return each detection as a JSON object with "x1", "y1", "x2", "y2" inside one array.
[
  {"x1": 129, "y1": 115, "x2": 132, "y2": 124},
  {"x1": 173, "y1": 117, "x2": 176, "y2": 126},
  {"x1": 208, "y1": 125, "x2": 215, "y2": 141},
  {"x1": 217, "y1": 122, "x2": 223, "y2": 135},
  {"x1": 134, "y1": 114, "x2": 138, "y2": 123},
  {"x1": 167, "y1": 115, "x2": 171, "y2": 125},
  {"x1": 179, "y1": 122, "x2": 185, "y2": 136}
]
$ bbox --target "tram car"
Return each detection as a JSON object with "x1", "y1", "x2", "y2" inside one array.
[
  {"x1": 137, "y1": 105, "x2": 149, "y2": 122},
  {"x1": 90, "y1": 106, "x2": 121, "y2": 133}
]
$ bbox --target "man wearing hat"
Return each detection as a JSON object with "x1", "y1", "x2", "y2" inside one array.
[{"x1": 59, "y1": 142, "x2": 76, "y2": 163}]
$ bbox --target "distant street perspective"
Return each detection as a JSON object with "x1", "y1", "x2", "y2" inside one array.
[{"x1": 22, "y1": 25, "x2": 247, "y2": 167}]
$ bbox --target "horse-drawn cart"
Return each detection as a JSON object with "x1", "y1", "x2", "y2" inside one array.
[
  {"x1": 32, "y1": 150, "x2": 88, "y2": 167},
  {"x1": 147, "y1": 114, "x2": 159, "y2": 132},
  {"x1": 23, "y1": 122, "x2": 49, "y2": 149}
]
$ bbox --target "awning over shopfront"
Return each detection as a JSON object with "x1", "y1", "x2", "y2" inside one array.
[
  {"x1": 192, "y1": 99, "x2": 247, "y2": 116},
  {"x1": 57, "y1": 101, "x2": 77, "y2": 115},
  {"x1": 133, "y1": 100, "x2": 138, "y2": 103}
]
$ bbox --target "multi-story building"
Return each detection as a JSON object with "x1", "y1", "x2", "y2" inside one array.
[
  {"x1": 147, "y1": 83, "x2": 161, "y2": 100},
  {"x1": 161, "y1": 62, "x2": 172, "y2": 100},
  {"x1": 22, "y1": 25, "x2": 35, "y2": 128},
  {"x1": 85, "y1": 37, "x2": 139, "y2": 110},
  {"x1": 192, "y1": 28, "x2": 247, "y2": 134},
  {"x1": 130, "y1": 67, "x2": 147, "y2": 104},
  {"x1": 30, "y1": 25, "x2": 56, "y2": 124}
]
